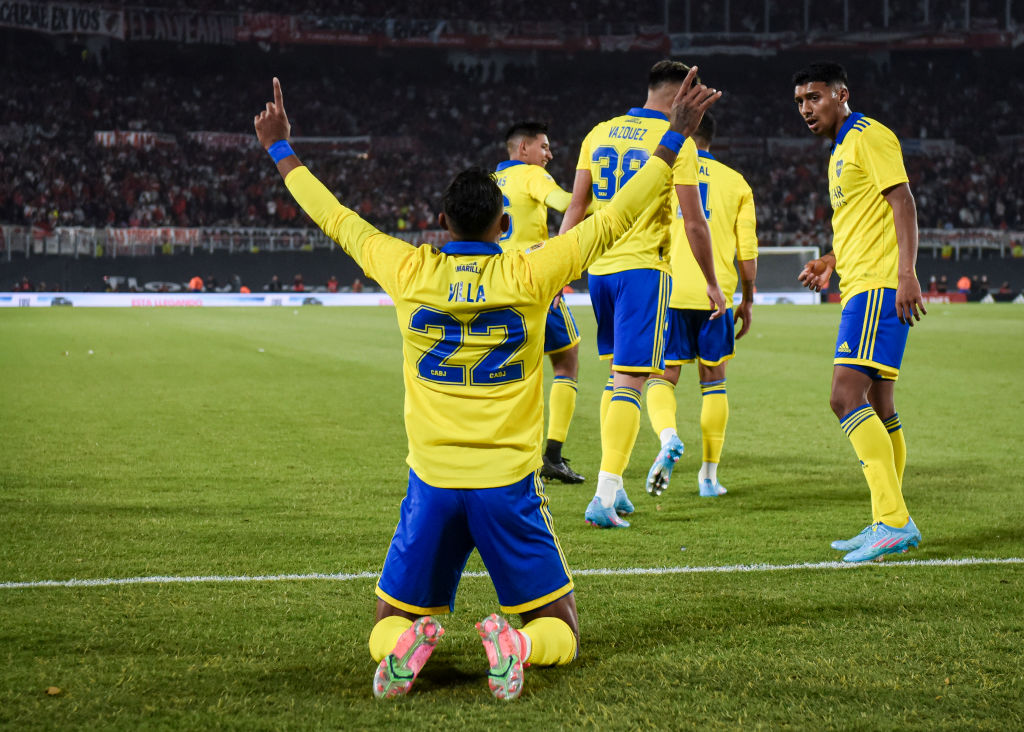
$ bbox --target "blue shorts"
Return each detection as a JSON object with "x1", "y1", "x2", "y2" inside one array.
[
  {"x1": 544, "y1": 298, "x2": 581, "y2": 355},
  {"x1": 664, "y1": 307, "x2": 736, "y2": 366},
  {"x1": 589, "y1": 269, "x2": 671, "y2": 375},
  {"x1": 376, "y1": 470, "x2": 573, "y2": 615},
  {"x1": 834, "y1": 288, "x2": 909, "y2": 380}
]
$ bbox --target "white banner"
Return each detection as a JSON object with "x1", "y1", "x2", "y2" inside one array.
[{"x1": 0, "y1": 1, "x2": 124, "y2": 38}]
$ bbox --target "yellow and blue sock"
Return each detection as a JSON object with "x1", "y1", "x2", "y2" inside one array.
[
  {"x1": 546, "y1": 376, "x2": 578, "y2": 448},
  {"x1": 598, "y1": 386, "x2": 642, "y2": 504},
  {"x1": 599, "y1": 374, "x2": 614, "y2": 427},
  {"x1": 645, "y1": 377, "x2": 677, "y2": 439},
  {"x1": 882, "y1": 413, "x2": 906, "y2": 488},
  {"x1": 840, "y1": 404, "x2": 908, "y2": 527},
  {"x1": 700, "y1": 379, "x2": 729, "y2": 480},
  {"x1": 368, "y1": 615, "x2": 413, "y2": 663},
  {"x1": 520, "y1": 617, "x2": 577, "y2": 666}
]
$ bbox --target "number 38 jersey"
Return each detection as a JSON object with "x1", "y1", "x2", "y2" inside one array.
[
  {"x1": 576, "y1": 107, "x2": 698, "y2": 276},
  {"x1": 283, "y1": 158, "x2": 671, "y2": 488}
]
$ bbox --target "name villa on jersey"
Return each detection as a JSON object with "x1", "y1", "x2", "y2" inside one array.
[
  {"x1": 608, "y1": 124, "x2": 648, "y2": 142},
  {"x1": 448, "y1": 282, "x2": 487, "y2": 303}
]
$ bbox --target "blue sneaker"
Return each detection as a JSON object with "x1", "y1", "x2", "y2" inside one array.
[
  {"x1": 830, "y1": 524, "x2": 874, "y2": 552},
  {"x1": 585, "y1": 497, "x2": 629, "y2": 528},
  {"x1": 646, "y1": 435, "x2": 684, "y2": 497},
  {"x1": 698, "y1": 478, "x2": 726, "y2": 497},
  {"x1": 613, "y1": 488, "x2": 634, "y2": 516},
  {"x1": 842, "y1": 518, "x2": 922, "y2": 563}
]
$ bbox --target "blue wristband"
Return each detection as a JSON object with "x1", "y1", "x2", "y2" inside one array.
[
  {"x1": 659, "y1": 130, "x2": 686, "y2": 153},
  {"x1": 267, "y1": 140, "x2": 294, "y2": 163}
]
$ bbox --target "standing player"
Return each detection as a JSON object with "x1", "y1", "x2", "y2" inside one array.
[
  {"x1": 560, "y1": 60, "x2": 725, "y2": 529},
  {"x1": 644, "y1": 112, "x2": 758, "y2": 499},
  {"x1": 496, "y1": 122, "x2": 585, "y2": 484},
  {"x1": 255, "y1": 73, "x2": 718, "y2": 698},
  {"x1": 793, "y1": 62, "x2": 927, "y2": 562}
]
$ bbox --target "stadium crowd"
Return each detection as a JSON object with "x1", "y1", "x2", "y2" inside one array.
[{"x1": 1, "y1": 37, "x2": 1022, "y2": 239}]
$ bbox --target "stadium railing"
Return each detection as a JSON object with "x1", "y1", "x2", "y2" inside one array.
[{"x1": 2, "y1": 226, "x2": 1021, "y2": 263}]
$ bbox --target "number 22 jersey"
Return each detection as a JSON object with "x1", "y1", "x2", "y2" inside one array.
[{"x1": 283, "y1": 156, "x2": 671, "y2": 488}]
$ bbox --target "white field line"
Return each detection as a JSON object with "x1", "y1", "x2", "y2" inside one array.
[{"x1": 1, "y1": 557, "x2": 1022, "y2": 591}]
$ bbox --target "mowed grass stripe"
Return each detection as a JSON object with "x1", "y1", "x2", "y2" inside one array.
[{"x1": 4, "y1": 556, "x2": 1022, "y2": 590}]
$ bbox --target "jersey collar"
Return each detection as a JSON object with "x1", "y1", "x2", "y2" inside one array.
[
  {"x1": 697, "y1": 150, "x2": 715, "y2": 160},
  {"x1": 441, "y1": 240, "x2": 503, "y2": 255},
  {"x1": 495, "y1": 160, "x2": 526, "y2": 172},
  {"x1": 832, "y1": 112, "x2": 864, "y2": 151},
  {"x1": 627, "y1": 107, "x2": 669, "y2": 121}
]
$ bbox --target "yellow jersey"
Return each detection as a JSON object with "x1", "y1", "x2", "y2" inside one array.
[
  {"x1": 494, "y1": 161, "x2": 565, "y2": 250},
  {"x1": 669, "y1": 150, "x2": 757, "y2": 309},
  {"x1": 284, "y1": 155, "x2": 671, "y2": 488},
  {"x1": 828, "y1": 113, "x2": 909, "y2": 305},
  {"x1": 575, "y1": 107, "x2": 698, "y2": 276}
]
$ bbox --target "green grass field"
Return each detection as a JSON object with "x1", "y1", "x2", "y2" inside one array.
[{"x1": 2, "y1": 304, "x2": 1023, "y2": 730}]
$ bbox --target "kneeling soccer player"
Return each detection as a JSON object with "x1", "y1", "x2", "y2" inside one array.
[{"x1": 254, "y1": 72, "x2": 719, "y2": 697}]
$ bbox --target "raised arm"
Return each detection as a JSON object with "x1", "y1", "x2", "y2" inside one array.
[
  {"x1": 883, "y1": 182, "x2": 926, "y2": 326},
  {"x1": 559, "y1": 170, "x2": 594, "y2": 234},
  {"x1": 573, "y1": 66, "x2": 722, "y2": 269},
  {"x1": 254, "y1": 77, "x2": 301, "y2": 180},
  {"x1": 254, "y1": 78, "x2": 408, "y2": 277}
]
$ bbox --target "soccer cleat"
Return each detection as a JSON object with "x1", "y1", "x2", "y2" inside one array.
[
  {"x1": 646, "y1": 435, "x2": 684, "y2": 497},
  {"x1": 698, "y1": 478, "x2": 726, "y2": 497},
  {"x1": 541, "y1": 455, "x2": 585, "y2": 484},
  {"x1": 830, "y1": 524, "x2": 874, "y2": 552},
  {"x1": 842, "y1": 518, "x2": 922, "y2": 563},
  {"x1": 372, "y1": 616, "x2": 444, "y2": 699},
  {"x1": 585, "y1": 497, "x2": 630, "y2": 528},
  {"x1": 476, "y1": 613, "x2": 525, "y2": 700},
  {"x1": 613, "y1": 487, "x2": 634, "y2": 516}
]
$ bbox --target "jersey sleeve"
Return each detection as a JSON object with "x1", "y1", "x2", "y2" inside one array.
[
  {"x1": 860, "y1": 125, "x2": 909, "y2": 194},
  {"x1": 522, "y1": 155, "x2": 672, "y2": 299},
  {"x1": 284, "y1": 166, "x2": 411, "y2": 294},
  {"x1": 736, "y1": 181, "x2": 758, "y2": 261},
  {"x1": 671, "y1": 137, "x2": 699, "y2": 186},
  {"x1": 525, "y1": 167, "x2": 563, "y2": 204}
]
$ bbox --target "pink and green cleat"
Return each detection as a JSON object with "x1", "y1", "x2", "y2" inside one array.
[
  {"x1": 476, "y1": 613, "x2": 526, "y2": 700},
  {"x1": 372, "y1": 616, "x2": 445, "y2": 699}
]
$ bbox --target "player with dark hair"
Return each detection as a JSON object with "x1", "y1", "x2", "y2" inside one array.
[
  {"x1": 496, "y1": 121, "x2": 587, "y2": 485},
  {"x1": 793, "y1": 61, "x2": 927, "y2": 562},
  {"x1": 255, "y1": 72, "x2": 719, "y2": 698},
  {"x1": 644, "y1": 111, "x2": 758, "y2": 499},
  {"x1": 561, "y1": 59, "x2": 724, "y2": 528}
]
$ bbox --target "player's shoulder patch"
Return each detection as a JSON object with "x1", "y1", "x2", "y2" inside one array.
[{"x1": 524, "y1": 242, "x2": 546, "y2": 254}]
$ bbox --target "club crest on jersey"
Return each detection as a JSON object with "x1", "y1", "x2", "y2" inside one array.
[{"x1": 835, "y1": 159, "x2": 844, "y2": 178}]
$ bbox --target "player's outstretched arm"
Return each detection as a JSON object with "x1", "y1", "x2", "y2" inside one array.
[
  {"x1": 559, "y1": 171, "x2": 593, "y2": 235},
  {"x1": 254, "y1": 77, "x2": 301, "y2": 180},
  {"x1": 884, "y1": 182, "x2": 927, "y2": 326},
  {"x1": 798, "y1": 251, "x2": 836, "y2": 292}
]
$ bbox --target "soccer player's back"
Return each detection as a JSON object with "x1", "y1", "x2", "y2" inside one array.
[
  {"x1": 560, "y1": 60, "x2": 724, "y2": 528},
  {"x1": 647, "y1": 111, "x2": 758, "y2": 499}
]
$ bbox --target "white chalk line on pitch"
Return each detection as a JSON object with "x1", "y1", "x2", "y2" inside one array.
[{"x1": 1, "y1": 556, "x2": 1021, "y2": 590}]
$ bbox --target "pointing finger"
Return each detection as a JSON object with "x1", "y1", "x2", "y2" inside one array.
[{"x1": 273, "y1": 77, "x2": 284, "y2": 111}]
